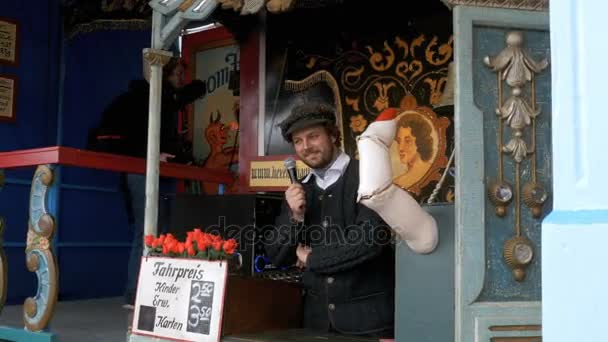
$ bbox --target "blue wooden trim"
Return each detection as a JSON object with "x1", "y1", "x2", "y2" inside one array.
[
  {"x1": 3, "y1": 243, "x2": 26, "y2": 248},
  {"x1": 3, "y1": 178, "x2": 32, "y2": 186},
  {"x1": 49, "y1": 166, "x2": 61, "y2": 259},
  {"x1": 6, "y1": 181, "x2": 120, "y2": 193},
  {"x1": 55, "y1": 14, "x2": 66, "y2": 147},
  {"x1": 55, "y1": 242, "x2": 132, "y2": 248},
  {"x1": 60, "y1": 183, "x2": 120, "y2": 193},
  {"x1": 0, "y1": 326, "x2": 57, "y2": 342},
  {"x1": 49, "y1": 0, "x2": 62, "y2": 147},
  {"x1": 4, "y1": 242, "x2": 131, "y2": 248}
]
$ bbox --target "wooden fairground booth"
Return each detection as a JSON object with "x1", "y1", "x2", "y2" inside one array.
[{"x1": 0, "y1": 0, "x2": 554, "y2": 341}]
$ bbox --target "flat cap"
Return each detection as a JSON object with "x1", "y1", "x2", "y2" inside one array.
[{"x1": 278, "y1": 102, "x2": 336, "y2": 142}]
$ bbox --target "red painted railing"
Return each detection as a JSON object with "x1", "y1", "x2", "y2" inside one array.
[{"x1": 0, "y1": 146, "x2": 234, "y2": 185}]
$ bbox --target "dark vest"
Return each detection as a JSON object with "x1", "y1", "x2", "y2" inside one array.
[{"x1": 298, "y1": 160, "x2": 395, "y2": 336}]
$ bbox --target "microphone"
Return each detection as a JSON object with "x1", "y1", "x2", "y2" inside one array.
[{"x1": 284, "y1": 157, "x2": 299, "y2": 184}]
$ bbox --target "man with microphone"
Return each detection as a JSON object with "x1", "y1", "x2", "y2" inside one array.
[{"x1": 265, "y1": 102, "x2": 395, "y2": 339}]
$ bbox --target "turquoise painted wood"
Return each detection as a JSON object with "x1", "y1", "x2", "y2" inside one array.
[
  {"x1": 474, "y1": 26, "x2": 551, "y2": 302},
  {"x1": 0, "y1": 326, "x2": 57, "y2": 341},
  {"x1": 543, "y1": 1, "x2": 608, "y2": 341},
  {"x1": 395, "y1": 204, "x2": 454, "y2": 342},
  {"x1": 0, "y1": 165, "x2": 60, "y2": 341},
  {"x1": 453, "y1": 6, "x2": 549, "y2": 342}
]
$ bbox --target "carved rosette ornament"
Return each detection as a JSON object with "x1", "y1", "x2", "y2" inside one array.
[
  {"x1": 24, "y1": 165, "x2": 58, "y2": 331},
  {"x1": 484, "y1": 31, "x2": 548, "y2": 282}
]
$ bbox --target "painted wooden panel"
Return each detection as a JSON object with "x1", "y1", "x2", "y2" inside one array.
[
  {"x1": 543, "y1": 1, "x2": 608, "y2": 341},
  {"x1": 474, "y1": 26, "x2": 551, "y2": 302},
  {"x1": 454, "y1": 6, "x2": 549, "y2": 342},
  {"x1": 395, "y1": 204, "x2": 454, "y2": 342}
]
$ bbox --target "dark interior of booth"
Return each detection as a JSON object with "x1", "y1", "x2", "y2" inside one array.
[{"x1": 170, "y1": 1, "x2": 453, "y2": 340}]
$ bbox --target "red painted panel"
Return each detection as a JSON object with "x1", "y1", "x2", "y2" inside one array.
[
  {"x1": 237, "y1": 28, "x2": 260, "y2": 193},
  {"x1": 181, "y1": 24, "x2": 261, "y2": 194}
]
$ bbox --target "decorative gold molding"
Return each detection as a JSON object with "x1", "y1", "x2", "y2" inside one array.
[
  {"x1": 484, "y1": 31, "x2": 549, "y2": 282},
  {"x1": 490, "y1": 325, "x2": 542, "y2": 331},
  {"x1": 66, "y1": 19, "x2": 151, "y2": 40},
  {"x1": 491, "y1": 337, "x2": 542, "y2": 342},
  {"x1": 143, "y1": 48, "x2": 173, "y2": 66},
  {"x1": 179, "y1": 0, "x2": 196, "y2": 11},
  {"x1": 443, "y1": 0, "x2": 548, "y2": 11},
  {"x1": 266, "y1": 0, "x2": 295, "y2": 13},
  {"x1": 218, "y1": 0, "x2": 244, "y2": 12},
  {"x1": 142, "y1": 48, "x2": 173, "y2": 82}
]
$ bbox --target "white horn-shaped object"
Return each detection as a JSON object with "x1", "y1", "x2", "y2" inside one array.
[{"x1": 357, "y1": 108, "x2": 439, "y2": 254}]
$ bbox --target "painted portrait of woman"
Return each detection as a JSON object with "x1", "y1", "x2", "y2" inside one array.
[{"x1": 390, "y1": 111, "x2": 440, "y2": 190}]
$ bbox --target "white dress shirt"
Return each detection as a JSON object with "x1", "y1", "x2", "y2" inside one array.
[{"x1": 301, "y1": 151, "x2": 351, "y2": 190}]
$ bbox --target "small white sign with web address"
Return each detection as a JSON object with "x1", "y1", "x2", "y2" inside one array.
[{"x1": 131, "y1": 256, "x2": 228, "y2": 342}]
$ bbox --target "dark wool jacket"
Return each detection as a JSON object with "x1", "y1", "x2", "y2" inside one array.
[
  {"x1": 90, "y1": 79, "x2": 205, "y2": 163},
  {"x1": 266, "y1": 160, "x2": 395, "y2": 336}
]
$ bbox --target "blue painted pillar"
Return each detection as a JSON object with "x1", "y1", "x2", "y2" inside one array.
[{"x1": 543, "y1": 1, "x2": 608, "y2": 341}]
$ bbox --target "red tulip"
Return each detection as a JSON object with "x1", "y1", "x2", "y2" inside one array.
[
  {"x1": 223, "y1": 239, "x2": 238, "y2": 254},
  {"x1": 144, "y1": 235, "x2": 155, "y2": 247}
]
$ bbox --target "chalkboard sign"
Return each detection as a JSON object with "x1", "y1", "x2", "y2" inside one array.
[{"x1": 132, "y1": 256, "x2": 228, "y2": 341}]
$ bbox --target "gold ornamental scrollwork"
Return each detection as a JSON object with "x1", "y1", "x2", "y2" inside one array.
[
  {"x1": 425, "y1": 36, "x2": 453, "y2": 66},
  {"x1": 367, "y1": 41, "x2": 396, "y2": 72},
  {"x1": 300, "y1": 33, "x2": 453, "y2": 201},
  {"x1": 484, "y1": 31, "x2": 549, "y2": 282}
]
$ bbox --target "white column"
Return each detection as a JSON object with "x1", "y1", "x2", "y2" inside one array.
[
  {"x1": 543, "y1": 1, "x2": 608, "y2": 341},
  {"x1": 142, "y1": 48, "x2": 172, "y2": 239}
]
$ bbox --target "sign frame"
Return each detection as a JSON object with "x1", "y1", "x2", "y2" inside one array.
[
  {"x1": 246, "y1": 155, "x2": 311, "y2": 192},
  {"x1": 131, "y1": 256, "x2": 229, "y2": 342},
  {"x1": 0, "y1": 74, "x2": 17, "y2": 123},
  {"x1": 0, "y1": 18, "x2": 19, "y2": 66}
]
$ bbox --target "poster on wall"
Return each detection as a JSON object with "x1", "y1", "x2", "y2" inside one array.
[
  {"x1": 192, "y1": 43, "x2": 240, "y2": 169},
  {"x1": 0, "y1": 75, "x2": 16, "y2": 122},
  {"x1": 0, "y1": 18, "x2": 19, "y2": 66},
  {"x1": 182, "y1": 28, "x2": 241, "y2": 195}
]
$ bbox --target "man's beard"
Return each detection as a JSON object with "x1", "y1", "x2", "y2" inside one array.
[{"x1": 299, "y1": 146, "x2": 335, "y2": 170}]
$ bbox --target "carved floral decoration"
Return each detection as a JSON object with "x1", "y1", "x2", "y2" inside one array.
[{"x1": 484, "y1": 31, "x2": 549, "y2": 282}]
